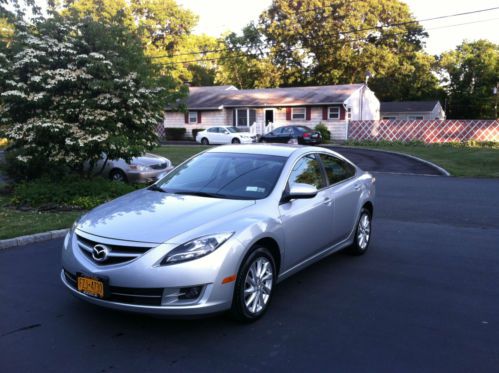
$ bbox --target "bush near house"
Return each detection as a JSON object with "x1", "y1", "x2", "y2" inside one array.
[
  {"x1": 165, "y1": 127, "x2": 187, "y2": 140},
  {"x1": 315, "y1": 122, "x2": 331, "y2": 142},
  {"x1": 191, "y1": 128, "x2": 204, "y2": 140}
]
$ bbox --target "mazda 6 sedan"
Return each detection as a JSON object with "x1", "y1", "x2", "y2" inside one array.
[{"x1": 61, "y1": 144, "x2": 375, "y2": 321}]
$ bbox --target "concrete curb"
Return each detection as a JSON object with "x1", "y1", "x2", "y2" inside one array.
[
  {"x1": 329, "y1": 145, "x2": 451, "y2": 176},
  {"x1": 0, "y1": 229, "x2": 68, "y2": 250}
]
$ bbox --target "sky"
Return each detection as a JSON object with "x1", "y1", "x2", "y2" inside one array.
[{"x1": 178, "y1": 0, "x2": 499, "y2": 55}]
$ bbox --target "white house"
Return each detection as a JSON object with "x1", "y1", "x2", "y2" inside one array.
[
  {"x1": 164, "y1": 84, "x2": 380, "y2": 140},
  {"x1": 380, "y1": 101, "x2": 446, "y2": 120}
]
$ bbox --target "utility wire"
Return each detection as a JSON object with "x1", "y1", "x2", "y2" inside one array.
[{"x1": 150, "y1": 6, "x2": 499, "y2": 60}]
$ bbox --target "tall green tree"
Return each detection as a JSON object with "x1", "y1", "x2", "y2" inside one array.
[
  {"x1": 217, "y1": 0, "x2": 440, "y2": 100},
  {"x1": 439, "y1": 40, "x2": 498, "y2": 119}
]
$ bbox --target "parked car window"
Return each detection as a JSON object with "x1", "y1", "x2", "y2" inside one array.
[
  {"x1": 319, "y1": 154, "x2": 356, "y2": 184},
  {"x1": 283, "y1": 127, "x2": 294, "y2": 135},
  {"x1": 288, "y1": 154, "x2": 325, "y2": 190},
  {"x1": 207, "y1": 127, "x2": 218, "y2": 133},
  {"x1": 294, "y1": 126, "x2": 313, "y2": 133},
  {"x1": 272, "y1": 127, "x2": 284, "y2": 135},
  {"x1": 157, "y1": 152, "x2": 287, "y2": 200}
]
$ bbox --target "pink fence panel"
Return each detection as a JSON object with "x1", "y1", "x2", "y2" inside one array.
[{"x1": 348, "y1": 120, "x2": 499, "y2": 143}]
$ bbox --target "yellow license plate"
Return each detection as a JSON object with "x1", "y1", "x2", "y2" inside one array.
[{"x1": 77, "y1": 276, "x2": 104, "y2": 298}]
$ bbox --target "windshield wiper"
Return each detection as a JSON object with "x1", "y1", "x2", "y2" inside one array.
[
  {"x1": 172, "y1": 191, "x2": 227, "y2": 198},
  {"x1": 148, "y1": 184, "x2": 166, "y2": 193}
]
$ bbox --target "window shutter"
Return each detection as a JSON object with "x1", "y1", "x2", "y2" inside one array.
[
  {"x1": 339, "y1": 106, "x2": 346, "y2": 120},
  {"x1": 286, "y1": 107, "x2": 291, "y2": 120},
  {"x1": 197, "y1": 111, "x2": 202, "y2": 124},
  {"x1": 322, "y1": 106, "x2": 328, "y2": 120},
  {"x1": 306, "y1": 107, "x2": 311, "y2": 121},
  {"x1": 184, "y1": 112, "x2": 189, "y2": 124},
  {"x1": 249, "y1": 109, "x2": 256, "y2": 125},
  {"x1": 233, "y1": 109, "x2": 236, "y2": 125}
]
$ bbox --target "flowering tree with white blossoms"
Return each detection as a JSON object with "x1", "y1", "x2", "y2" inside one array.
[{"x1": 0, "y1": 11, "x2": 183, "y2": 179}]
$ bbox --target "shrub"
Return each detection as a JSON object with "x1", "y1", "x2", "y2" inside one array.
[
  {"x1": 191, "y1": 128, "x2": 204, "y2": 140},
  {"x1": 11, "y1": 175, "x2": 138, "y2": 210},
  {"x1": 315, "y1": 122, "x2": 331, "y2": 142},
  {"x1": 165, "y1": 127, "x2": 187, "y2": 141}
]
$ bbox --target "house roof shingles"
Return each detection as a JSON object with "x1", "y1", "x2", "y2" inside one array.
[
  {"x1": 184, "y1": 84, "x2": 364, "y2": 109},
  {"x1": 380, "y1": 101, "x2": 440, "y2": 113}
]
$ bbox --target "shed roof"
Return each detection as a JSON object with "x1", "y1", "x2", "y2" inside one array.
[{"x1": 380, "y1": 101, "x2": 440, "y2": 113}]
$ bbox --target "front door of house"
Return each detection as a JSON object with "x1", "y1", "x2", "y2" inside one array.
[{"x1": 265, "y1": 109, "x2": 274, "y2": 126}]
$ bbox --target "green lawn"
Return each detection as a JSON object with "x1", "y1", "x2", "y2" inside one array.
[
  {"x1": 344, "y1": 142, "x2": 499, "y2": 178},
  {"x1": 153, "y1": 145, "x2": 210, "y2": 166},
  {"x1": 0, "y1": 196, "x2": 82, "y2": 240}
]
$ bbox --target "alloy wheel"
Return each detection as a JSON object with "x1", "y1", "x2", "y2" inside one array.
[
  {"x1": 357, "y1": 213, "x2": 371, "y2": 249},
  {"x1": 243, "y1": 257, "x2": 273, "y2": 314}
]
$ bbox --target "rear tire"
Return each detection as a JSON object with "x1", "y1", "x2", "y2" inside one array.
[
  {"x1": 201, "y1": 138, "x2": 209, "y2": 145},
  {"x1": 231, "y1": 138, "x2": 241, "y2": 144},
  {"x1": 230, "y1": 247, "x2": 276, "y2": 322},
  {"x1": 346, "y1": 208, "x2": 372, "y2": 256},
  {"x1": 109, "y1": 169, "x2": 127, "y2": 183}
]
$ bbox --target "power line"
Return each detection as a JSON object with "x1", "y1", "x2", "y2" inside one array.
[{"x1": 149, "y1": 6, "x2": 499, "y2": 60}]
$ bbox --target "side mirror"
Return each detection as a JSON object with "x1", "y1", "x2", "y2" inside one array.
[{"x1": 281, "y1": 183, "x2": 318, "y2": 203}]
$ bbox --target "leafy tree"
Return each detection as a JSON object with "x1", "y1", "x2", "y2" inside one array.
[
  {"x1": 61, "y1": 0, "x2": 215, "y2": 84},
  {"x1": 215, "y1": 23, "x2": 282, "y2": 89},
  {"x1": 0, "y1": 11, "x2": 183, "y2": 179},
  {"x1": 215, "y1": 0, "x2": 440, "y2": 100},
  {"x1": 439, "y1": 40, "x2": 498, "y2": 119}
]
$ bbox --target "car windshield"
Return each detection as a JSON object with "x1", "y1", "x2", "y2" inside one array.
[{"x1": 154, "y1": 152, "x2": 286, "y2": 200}]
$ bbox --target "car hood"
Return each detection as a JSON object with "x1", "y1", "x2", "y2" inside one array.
[
  {"x1": 133, "y1": 153, "x2": 169, "y2": 166},
  {"x1": 76, "y1": 189, "x2": 255, "y2": 244}
]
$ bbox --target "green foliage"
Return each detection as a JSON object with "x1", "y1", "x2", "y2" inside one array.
[
  {"x1": 439, "y1": 40, "x2": 498, "y2": 119},
  {"x1": 315, "y1": 122, "x2": 331, "y2": 142},
  {"x1": 165, "y1": 127, "x2": 187, "y2": 140},
  {"x1": 191, "y1": 128, "x2": 204, "y2": 140},
  {"x1": 11, "y1": 175, "x2": 137, "y2": 209},
  {"x1": 0, "y1": 10, "x2": 184, "y2": 179}
]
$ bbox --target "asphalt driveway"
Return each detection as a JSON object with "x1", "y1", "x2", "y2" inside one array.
[{"x1": 1, "y1": 173, "x2": 498, "y2": 373}]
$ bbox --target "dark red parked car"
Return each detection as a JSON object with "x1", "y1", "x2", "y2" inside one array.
[{"x1": 259, "y1": 125, "x2": 323, "y2": 145}]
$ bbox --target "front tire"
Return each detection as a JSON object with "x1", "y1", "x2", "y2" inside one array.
[
  {"x1": 230, "y1": 247, "x2": 276, "y2": 322},
  {"x1": 346, "y1": 208, "x2": 372, "y2": 256},
  {"x1": 201, "y1": 137, "x2": 209, "y2": 145},
  {"x1": 109, "y1": 169, "x2": 127, "y2": 183},
  {"x1": 231, "y1": 138, "x2": 241, "y2": 144}
]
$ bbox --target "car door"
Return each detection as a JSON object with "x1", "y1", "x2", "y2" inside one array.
[
  {"x1": 206, "y1": 127, "x2": 218, "y2": 143},
  {"x1": 319, "y1": 154, "x2": 360, "y2": 243},
  {"x1": 279, "y1": 127, "x2": 295, "y2": 143},
  {"x1": 279, "y1": 153, "x2": 334, "y2": 269},
  {"x1": 220, "y1": 128, "x2": 232, "y2": 144},
  {"x1": 264, "y1": 127, "x2": 282, "y2": 143}
]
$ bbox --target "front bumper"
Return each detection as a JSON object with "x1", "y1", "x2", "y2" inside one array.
[
  {"x1": 61, "y1": 230, "x2": 242, "y2": 316},
  {"x1": 127, "y1": 167, "x2": 174, "y2": 183}
]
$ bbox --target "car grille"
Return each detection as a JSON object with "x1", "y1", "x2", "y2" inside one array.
[
  {"x1": 76, "y1": 235, "x2": 153, "y2": 265},
  {"x1": 150, "y1": 163, "x2": 168, "y2": 170},
  {"x1": 63, "y1": 270, "x2": 163, "y2": 306}
]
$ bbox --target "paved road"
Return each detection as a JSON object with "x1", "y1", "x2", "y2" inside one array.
[
  {"x1": 1, "y1": 173, "x2": 498, "y2": 372},
  {"x1": 327, "y1": 146, "x2": 445, "y2": 175}
]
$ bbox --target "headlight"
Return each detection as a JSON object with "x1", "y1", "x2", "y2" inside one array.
[
  {"x1": 161, "y1": 233, "x2": 233, "y2": 265},
  {"x1": 128, "y1": 164, "x2": 150, "y2": 171}
]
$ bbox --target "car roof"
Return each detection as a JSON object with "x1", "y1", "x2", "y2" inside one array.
[{"x1": 206, "y1": 144, "x2": 317, "y2": 157}]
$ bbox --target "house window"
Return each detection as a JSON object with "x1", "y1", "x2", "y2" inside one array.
[
  {"x1": 188, "y1": 111, "x2": 198, "y2": 123},
  {"x1": 408, "y1": 115, "x2": 424, "y2": 120},
  {"x1": 347, "y1": 107, "x2": 352, "y2": 120},
  {"x1": 383, "y1": 116, "x2": 397, "y2": 120},
  {"x1": 292, "y1": 107, "x2": 306, "y2": 120},
  {"x1": 328, "y1": 107, "x2": 340, "y2": 120},
  {"x1": 236, "y1": 109, "x2": 257, "y2": 126}
]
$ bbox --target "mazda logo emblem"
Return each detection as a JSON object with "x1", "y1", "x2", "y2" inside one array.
[{"x1": 92, "y1": 244, "x2": 110, "y2": 262}]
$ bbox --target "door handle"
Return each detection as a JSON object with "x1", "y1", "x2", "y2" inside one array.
[
  {"x1": 323, "y1": 197, "x2": 332, "y2": 205},
  {"x1": 354, "y1": 184, "x2": 362, "y2": 191}
]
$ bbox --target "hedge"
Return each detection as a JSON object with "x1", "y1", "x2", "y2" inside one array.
[{"x1": 165, "y1": 127, "x2": 187, "y2": 141}]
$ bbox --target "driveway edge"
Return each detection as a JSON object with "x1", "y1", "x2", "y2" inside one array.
[
  {"x1": 0, "y1": 229, "x2": 68, "y2": 250},
  {"x1": 329, "y1": 145, "x2": 451, "y2": 176}
]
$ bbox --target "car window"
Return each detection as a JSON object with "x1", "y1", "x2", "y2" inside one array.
[
  {"x1": 319, "y1": 154, "x2": 356, "y2": 184},
  {"x1": 288, "y1": 154, "x2": 326, "y2": 189},
  {"x1": 295, "y1": 126, "x2": 312, "y2": 133},
  {"x1": 272, "y1": 127, "x2": 284, "y2": 135},
  {"x1": 207, "y1": 128, "x2": 217, "y2": 133},
  {"x1": 156, "y1": 152, "x2": 286, "y2": 200},
  {"x1": 283, "y1": 127, "x2": 294, "y2": 135}
]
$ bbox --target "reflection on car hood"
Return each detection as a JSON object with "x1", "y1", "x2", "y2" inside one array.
[
  {"x1": 132, "y1": 153, "x2": 169, "y2": 166},
  {"x1": 76, "y1": 189, "x2": 255, "y2": 244}
]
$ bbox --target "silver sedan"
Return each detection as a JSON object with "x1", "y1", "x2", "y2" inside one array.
[{"x1": 61, "y1": 144, "x2": 375, "y2": 321}]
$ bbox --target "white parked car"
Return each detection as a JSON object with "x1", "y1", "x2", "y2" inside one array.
[{"x1": 196, "y1": 126, "x2": 256, "y2": 145}]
